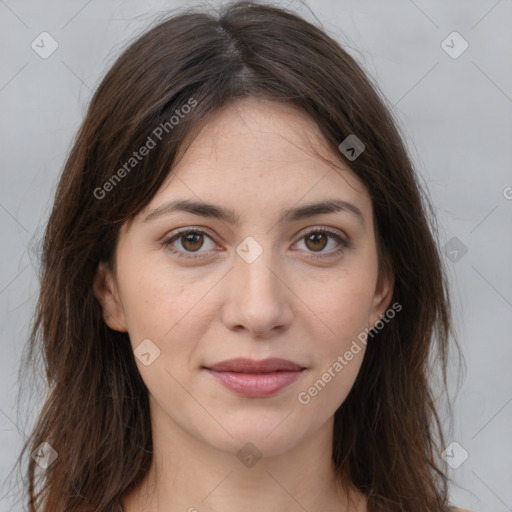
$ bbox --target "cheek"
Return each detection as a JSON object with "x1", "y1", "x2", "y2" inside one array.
[
  {"x1": 295, "y1": 278, "x2": 371, "y2": 414},
  {"x1": 329, "y1": 284, "x2": 374, "y2": 343},
  {"x1": 117, "y1": 259, "x2": 221, "y2": 388},
  {"x1": 294, "y1": 265, "x2": 376, "y2": 405},
  {"x1": 302, "y1": 266, "x2": 377, "y2": 343},
  {"x1": 118, "y1": 259, "x2": 207, "y2": 342}
]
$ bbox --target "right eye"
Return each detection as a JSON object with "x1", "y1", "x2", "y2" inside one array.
[{"x1": 162, "y1": 228, "x2": 219, "y2": 259}]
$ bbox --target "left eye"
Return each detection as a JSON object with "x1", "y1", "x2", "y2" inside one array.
[
  {"x1": 162, "y1": 228, "x2": 347, "y2": 260},
  {"x1": 294, "y1": 229, "x2": 346, "y2": 256}
]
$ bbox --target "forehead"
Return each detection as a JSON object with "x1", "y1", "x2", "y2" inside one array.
[{"x1": 146, "y1": 97, "x2": 372, "y2": 223}]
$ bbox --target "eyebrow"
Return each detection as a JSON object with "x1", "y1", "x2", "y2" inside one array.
[{"x1": 144, "y1": 198, "x2": 365, "y2": 227}]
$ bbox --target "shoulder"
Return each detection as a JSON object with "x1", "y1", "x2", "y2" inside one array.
[{"x1": 450, "y1": 508, "x2": 473, "y2": 512}]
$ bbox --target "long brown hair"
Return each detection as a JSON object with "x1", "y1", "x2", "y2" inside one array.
[{"x1": 15, "y1": 1, "x2": 461, "y2": 510}]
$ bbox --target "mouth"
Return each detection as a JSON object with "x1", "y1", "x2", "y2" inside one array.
[{"x1": 202, "y1": 358, "x2": 306, "y2": 398}]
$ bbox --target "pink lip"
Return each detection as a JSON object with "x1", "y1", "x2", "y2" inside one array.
[{"x1": 203, "y1": 358, "x2": 306, "y2": 398}]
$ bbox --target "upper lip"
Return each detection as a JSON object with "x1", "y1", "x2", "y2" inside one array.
[{"x1": 204, "y1": 358, "x2": 305, "y2": 373}]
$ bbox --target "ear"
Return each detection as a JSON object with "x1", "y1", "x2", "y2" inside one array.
[
  {"x1": 369, "y1": 263, "x2": 394, "y2": 328},
  {"x1": 93, "y1": 260, "x2": 128, "y2": 332}
]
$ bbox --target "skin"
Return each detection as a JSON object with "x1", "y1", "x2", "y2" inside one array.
[{"x1": 94, "y1": 97, "x2": 394, "y2": 512}]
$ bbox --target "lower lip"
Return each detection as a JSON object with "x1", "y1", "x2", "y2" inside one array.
[{"x1": 205, "y1": 369, "x2": 304, "y2": 397}]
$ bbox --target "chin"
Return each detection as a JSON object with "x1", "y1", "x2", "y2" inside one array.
[{"x1": 206, "y1": 417, "x2": 305, "y2": 458}]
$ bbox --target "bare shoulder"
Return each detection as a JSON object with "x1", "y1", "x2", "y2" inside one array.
[{"x1": 450, "y1": 507, "x2": 473, "y2": 512}]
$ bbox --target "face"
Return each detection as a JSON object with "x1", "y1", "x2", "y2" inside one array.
[{"x1": 94, "y1": 97, "x2": 392, "y2": 457}]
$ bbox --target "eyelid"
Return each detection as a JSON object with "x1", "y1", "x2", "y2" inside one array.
[{"x1": 296, "y1": 225, "x2": 347, "y2": 241}]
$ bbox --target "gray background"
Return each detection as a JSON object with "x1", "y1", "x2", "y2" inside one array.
[{"x1": 1, "y1": 0, "x2": 511, "y2": 510}]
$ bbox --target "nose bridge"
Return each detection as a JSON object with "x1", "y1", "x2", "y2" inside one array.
[
  {"x1": 235, "y1": 234, "x2": 281, "y2": 297},
  {"x1": 224, "y1": 234, "x2": 292, "y2": 334}
]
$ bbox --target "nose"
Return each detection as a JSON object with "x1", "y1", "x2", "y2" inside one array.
[{"x1": 220, "y1": 245, "x2": 293, "y2": 338}]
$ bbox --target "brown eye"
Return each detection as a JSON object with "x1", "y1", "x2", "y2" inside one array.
[
  {"x1": 163, "y1": 229, "x2": 217, "y2": 259},
  {"x1": 304, "y1": 232, "x2": 328, "y2": 252},
  {"x1": 181, "y1": 232, "x2": 204, "y2": 252},
  {"x1": 294, "y1": 228, "x2": 348, "y2": 260}
]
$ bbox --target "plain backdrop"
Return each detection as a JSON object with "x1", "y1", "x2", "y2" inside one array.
[{"x1": 1, "y1": 0, "x2": 511, "y2": 511}]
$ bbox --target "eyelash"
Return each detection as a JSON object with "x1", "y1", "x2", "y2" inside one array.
[{"x1": 162, "y1": 227, "x2": 349, "y2": 261}]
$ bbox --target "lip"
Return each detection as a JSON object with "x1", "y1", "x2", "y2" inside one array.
[
  {"x1": 203, "y1": 358, "x2": 306, "y2": 398},
  {"x1": 205, "y1": 357, "x2": 304, "y2": 373}
]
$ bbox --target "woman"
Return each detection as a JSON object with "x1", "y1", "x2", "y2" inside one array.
[{"x1": 18, "y1": 1, "x2": 470, "y2": 511}]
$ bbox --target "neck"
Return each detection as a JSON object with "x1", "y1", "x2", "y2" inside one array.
[{"x1": 121, "y1": 402, "x2": 365, "y2": 512}]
